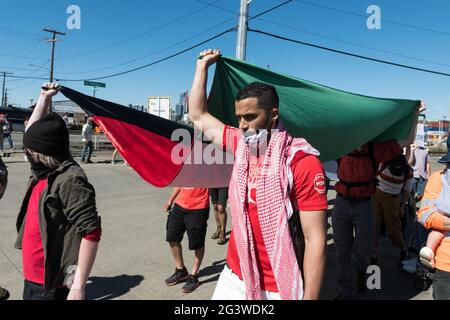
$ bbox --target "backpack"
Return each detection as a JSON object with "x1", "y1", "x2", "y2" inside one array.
[{"x1": 0, "y1": 156, "x2": 8, "y2": 199}]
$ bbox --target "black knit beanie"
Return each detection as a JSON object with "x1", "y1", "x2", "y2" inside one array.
[{"x1": 23, "y1": 113, "x2": 70, "y2": 159}]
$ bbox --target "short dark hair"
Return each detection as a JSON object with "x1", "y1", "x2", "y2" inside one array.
[{"x1": 235, "y1": 82, "x2": 279, "y2": 111}]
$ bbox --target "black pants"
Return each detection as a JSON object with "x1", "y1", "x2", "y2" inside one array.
[
  {"x1": 432, "y1": 269, "x2": 450, "y2": 300},
  {"x1": 23, "y1": 280, "x2": 69, "y2": 300}
]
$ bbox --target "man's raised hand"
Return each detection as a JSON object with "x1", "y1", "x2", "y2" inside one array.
[
  {"x1": 197, "y1": 49, "x2": 221, "y2": 68},
  {"x1": 41, "y1": 82, "x2": 60, "y2": 98}
]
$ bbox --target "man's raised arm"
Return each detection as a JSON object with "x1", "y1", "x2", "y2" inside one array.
[
  {"x1": 26, "y1": 83, "x2": 60, "y2": 131},
  {"x1": 189, "y1": 49, "x2": 225, "y2": 148}
]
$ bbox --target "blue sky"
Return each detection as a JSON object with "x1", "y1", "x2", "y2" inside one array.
[{"x1": 1, "y1": 0, "x2": 449, "y2": 119}]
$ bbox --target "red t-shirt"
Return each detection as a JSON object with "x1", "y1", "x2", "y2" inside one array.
[
  {"x1": 223, "y1": 126, "x2": 328, "y2": 292},
  {"x1": 175, "y1": 187, "x2": 210, "y2": 210},
  {"x1": 22, "y1": 179, "x2": 102, "y2": 285},
  {"x1": 335, "y1": 140, "x2": 402, "y2": 198}
]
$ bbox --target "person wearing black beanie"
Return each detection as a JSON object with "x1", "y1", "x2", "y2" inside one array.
[
  {"x1": 23, "y1": 112, "x2": 70, "y2": 160},
  {"x1": 16, "y1": 83, "x2": 101, "y2": 301}
]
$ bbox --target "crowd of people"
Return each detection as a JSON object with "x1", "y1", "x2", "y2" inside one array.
[{"x1": 1, "y1": 49, "x2": 449, "y2": 300}]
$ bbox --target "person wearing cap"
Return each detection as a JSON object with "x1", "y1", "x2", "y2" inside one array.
[
  {"x1": 0, "y1": 154, "x2": 10, "y2": 300},
  {"x1": 417, "y1": 137, "x2": 450, "y2": 299},
  {"x1": 16, "y1": 83, "x2": 102, "y2": 300}
]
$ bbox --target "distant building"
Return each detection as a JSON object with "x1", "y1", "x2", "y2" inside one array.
[
  {"x1": 53, "y1": 100, "x2": 86, "y2": 127},
  {"x1": 423, "y1": 119, "x2": 449, "y2": 144},
  {"x1": 147, "y1": 96, "x2": 171, "y2": 120},
  {"x1": 175, "y1": 103, "x2": 184, "y2": 121}
]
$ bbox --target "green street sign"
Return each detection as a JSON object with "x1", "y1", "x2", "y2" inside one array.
[{"x1": 84, "y1": 80, "x2": 106, "y2": 88}]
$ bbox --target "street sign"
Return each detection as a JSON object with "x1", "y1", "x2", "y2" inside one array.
[{"x1": 84, "y1": 80, "x2": 106, "y2": 88}]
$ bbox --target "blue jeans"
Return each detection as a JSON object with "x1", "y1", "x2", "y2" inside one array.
[
  {"x1": 0, "y1": 133, "x2": 13, "y2": 151},
  {"x1": 81, "y1": 141, "x2": 93, "y2": 161},
  {"x1": 412, "y1": 177, "x2": 427, "y2": 197}
]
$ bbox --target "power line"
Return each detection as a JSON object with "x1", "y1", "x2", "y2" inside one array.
[
  {"x1": 54, "y1": 17, "x2": 236, "y2": 76},
  {"x1": 255, "y1": 18, "x2": 450, "y2": 69},
  {"x1": 54, "y1": 0, "x2": 293, "y2": 76},
  {"x1": 0, "y1": 26, "x2": 44, "y2": 41},
  {"x1": 199, "y1": 0, "x2": 450, "y2": 68},
  {"x1": 193, "y1": 0, "x2": 236, "y2": 15},
  {"x1": 57, "y1": 27, "x2": 236, "y2": 81},
  {"x1": 7, "y1": 74, "x2": 49, "y2": 80},
  {"x1": 0, "y1": 52, "x2": 49, "y2": 61},
  {"x1": 248, "y1": 28, "x2": 450, "y2": 77},
  {"x1": 58, "y1": 0, "x2": 226, "y2": 61},
  {"x1": 294, "y1": 0, "x2": 450, "y2": 37},
  {"x1": 248, "y1": 0, "x2": 294, "y2": 21},
  {"x1": 5, "y1": 1, "x2": 297, "y2": 82},
  {"x1": 194, "y1": 0, "x2": 294, "y2": 21}
]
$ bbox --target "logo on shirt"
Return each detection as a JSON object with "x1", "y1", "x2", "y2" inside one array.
[{"x1": 314, "y1": 174, "x2": 327, "y2": 194}]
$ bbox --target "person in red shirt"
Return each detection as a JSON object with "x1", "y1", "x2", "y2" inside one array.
[
  {"x1": 188, "y1": 49, "x2": 327, "y2": 300},
  {"x1": 332, "y1": 141, "x2": 403, "y2": 299},
  {"x1": 16, "y1": 83, "x2": 101, "y2": 300},
  {"x1": 164, "y1": 187, "x2": 210, "y2": 293}
]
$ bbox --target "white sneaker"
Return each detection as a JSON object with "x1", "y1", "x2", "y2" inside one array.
[{"x1": 419, "y1": 247, "x2": 435, "y2": 269}]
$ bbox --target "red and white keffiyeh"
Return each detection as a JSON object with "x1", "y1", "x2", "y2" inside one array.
[{"x1": 228, "y1": 122, "x2": 319, "y2": 300}]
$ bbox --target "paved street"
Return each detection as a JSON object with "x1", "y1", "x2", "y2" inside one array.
[{"x1": 0, "y1": 138, "x2": 439, "y2": 300}]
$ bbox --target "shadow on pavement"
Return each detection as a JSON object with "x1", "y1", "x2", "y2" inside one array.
[
  {"x1": 86, "y1": 275, "x2": 144, "y2": 300},
  {"x1": 198, "y1": 260, "x2": 226, "y2": 285}
]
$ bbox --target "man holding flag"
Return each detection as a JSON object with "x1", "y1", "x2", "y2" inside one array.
[{"x1": 189, "y1": 49, "x2": 328, "y2": 300}]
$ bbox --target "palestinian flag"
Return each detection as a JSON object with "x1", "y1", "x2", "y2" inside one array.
[
  {"x1": 60, "y1": 87, "x2": 233, "y2": 188},
  {"x1": 208, "y1": 57, "x2": 421, "y2": 162},
  {"x1": 60, "y1": 56, "x2": 421, "y2": 187}
]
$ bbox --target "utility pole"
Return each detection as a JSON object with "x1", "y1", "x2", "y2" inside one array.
[
  {"x1": 43, "y1": 28, "x2": 65, "y2": 83},
  {"x1": 3, "y1": 89, "x2": 8, "y2": 108},
  {"x1": 1, "y1": 71, "x2": 13, "y2": 108},
  {"x1": 236, "y1": 0, "x2": 249, "y2": 60}
]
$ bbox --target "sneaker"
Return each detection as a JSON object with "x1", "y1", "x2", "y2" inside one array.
[
  {"x1": 86, "y1": 160, "x2": 94, "y2": 164},
  {"x1": 217, "y1": 230, "x2": 226, "y2": 245},
  {"x1": 182, "y1": 275, "x2": 200, "y2": 293},
  {"x1": 0, "y1": 287, "x2": 10, "y2": 300},
  {"x1": 419, "y1": 247, "x2": 435, "y2": 269},
  {"x1": 165, "y1": 267, "x2": 189, "y2": 286},
  {"x1": 211, "y1": 226, "x2": 220, "y2": 240}
]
